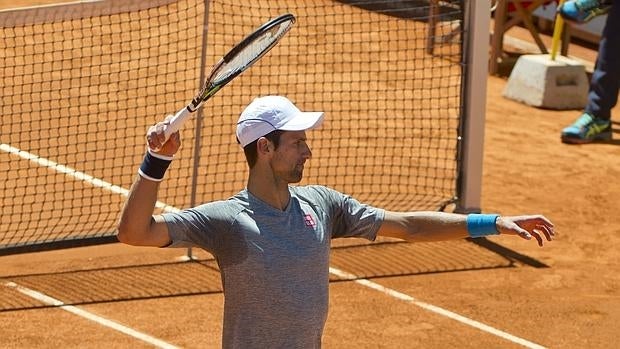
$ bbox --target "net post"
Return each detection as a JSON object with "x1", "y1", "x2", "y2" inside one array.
[
  {"x1": 186, "y1": 0, "x2": 212, "y2": 261},
  {"x1": 455, "y1": 0, "x2": 490, "y2": 214}
]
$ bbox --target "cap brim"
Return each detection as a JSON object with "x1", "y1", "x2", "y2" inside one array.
[{"x1": 278, "y1": 112, "x2": 324, "y2": 131}]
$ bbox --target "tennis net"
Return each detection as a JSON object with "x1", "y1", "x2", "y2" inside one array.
[{"x1": 0, "y1": 0, "x2": 467, "y2": 254}]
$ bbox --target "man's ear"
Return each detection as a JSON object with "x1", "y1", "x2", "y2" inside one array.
[{"x1": 256, "y1": 137, "x2": 272, "y2": 155}]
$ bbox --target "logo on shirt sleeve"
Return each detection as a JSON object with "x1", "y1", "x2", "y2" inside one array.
[{"x1": 304, "y1": 214, "x2": 316, "y2": 227}]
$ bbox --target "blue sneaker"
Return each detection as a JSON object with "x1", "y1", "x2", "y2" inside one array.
[
  {"x1": 558, "y1": 0, "x2": 612, "y2": 23},
  {"x1": 561, "y1": 113, "x2": 612, "y2": 144}
]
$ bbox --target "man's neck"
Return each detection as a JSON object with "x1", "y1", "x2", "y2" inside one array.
[{"x1": 246, "y1": 172, "x2": 290, "y2": 211}]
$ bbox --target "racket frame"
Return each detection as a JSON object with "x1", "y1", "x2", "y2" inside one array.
[{"x1": 164, "y1": 13, "x2": 295, "y2": 139}]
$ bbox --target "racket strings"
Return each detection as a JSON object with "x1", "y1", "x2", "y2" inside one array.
[{"x1": 212, "y1": 20, "x2": 294, "y2": 85}]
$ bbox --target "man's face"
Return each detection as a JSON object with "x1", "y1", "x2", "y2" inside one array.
[{"x1": 269, "y1": 130, "x2": 312, "y2": 183}]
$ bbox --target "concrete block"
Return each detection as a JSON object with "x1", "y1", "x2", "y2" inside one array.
[{"x1": 503, "y1": 54, "x2": 589, "y2": 110}]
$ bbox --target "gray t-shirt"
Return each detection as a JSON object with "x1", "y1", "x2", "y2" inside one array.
[{"x1": 163, "y1": 185, "x2": 384, "y2": 349}]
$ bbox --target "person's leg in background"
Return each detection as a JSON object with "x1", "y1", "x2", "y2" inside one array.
[
  {"x1": 561, "y1": 1, "x2": 620, "y2": 144},
  {"x1": 558, "y1": 0, "x2": 613, "y2": 23}
]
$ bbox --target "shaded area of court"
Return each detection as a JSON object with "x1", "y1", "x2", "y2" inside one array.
[{"x1": 1, "y1": 239, "x2": 521, "y2": 312}]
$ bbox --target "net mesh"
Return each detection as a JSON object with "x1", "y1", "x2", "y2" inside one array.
[{"x1": 0, "y1": 0, "x2": 465, "y2": 253}]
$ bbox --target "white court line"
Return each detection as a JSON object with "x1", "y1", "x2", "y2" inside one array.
[
  {"x1": 329, "y1": 267, "x2": 546, "y2": 349},
  {"x1": 2, "y1": 142, "x2": 546, "y2": 348},
  {"x1": 0, "y1": 143, "x2": 178, "y2": 213},
  {"x1": 5, "y1": 282, "x2": 179, "y2": 349}
]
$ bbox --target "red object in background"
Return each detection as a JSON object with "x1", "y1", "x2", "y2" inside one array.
[{"x1": 507, "y1": 1, "x2": 555, "y2": 13}]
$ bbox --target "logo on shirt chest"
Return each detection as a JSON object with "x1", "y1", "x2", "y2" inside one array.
[{"x1": 303, "y1": 214, "x2": 316, "y2": 227}]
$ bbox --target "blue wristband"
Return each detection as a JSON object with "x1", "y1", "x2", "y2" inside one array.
[
  {"x1": 138, "y1": 149, "x2": 173, "y2": 182},
  {"x1": 466, "y1": 214, "x2": 500, "y2": 238}
]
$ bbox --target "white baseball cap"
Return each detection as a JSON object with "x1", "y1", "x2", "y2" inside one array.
[{"x1": 236, "y1": 95, "x2": 324, "y2": 147}]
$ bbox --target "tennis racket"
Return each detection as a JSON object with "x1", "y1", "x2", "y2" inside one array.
[{"x1": 162, "y1": 13, "x2": 296, "y2": 140}]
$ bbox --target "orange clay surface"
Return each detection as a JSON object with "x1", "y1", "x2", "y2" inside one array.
[{"x1": 1, "y1": 2, "x2": 619, "y2": 348}]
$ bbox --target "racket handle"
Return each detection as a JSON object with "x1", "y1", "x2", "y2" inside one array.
[{"x1": 164, "y1": 106, "x2": 192, "y2": 139}]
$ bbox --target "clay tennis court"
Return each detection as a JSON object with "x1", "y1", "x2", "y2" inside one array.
[{"x1": 1, "y1": 1, "x2": 619, "y2": 348}]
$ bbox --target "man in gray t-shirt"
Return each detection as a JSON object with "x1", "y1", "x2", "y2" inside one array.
[
  {"x1": 165, "y1": 186, "x2": 383, "y2": 348},
  {"x1": 118, "y1": 95, "x2": 554, "y2": 348}
]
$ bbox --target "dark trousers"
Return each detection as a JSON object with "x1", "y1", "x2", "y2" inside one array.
[{"x1": 585, "y1": 2, "x2": 620, "y2": 120}]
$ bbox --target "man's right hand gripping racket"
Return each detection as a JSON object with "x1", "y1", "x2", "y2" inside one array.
[{"x1": 159, "y1": 13, "x2": 295, "y2": 146}]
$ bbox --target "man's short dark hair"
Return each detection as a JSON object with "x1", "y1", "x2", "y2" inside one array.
[{"x1": 239, "y1": 130, "x2": 284, "y2": 168}]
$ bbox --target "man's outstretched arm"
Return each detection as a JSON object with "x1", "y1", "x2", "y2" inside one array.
[{"x1": 377, "y1": 211, "x2": 554, "y2": 247}]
